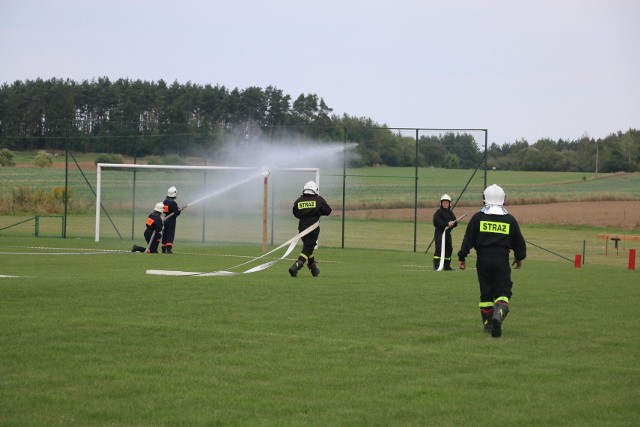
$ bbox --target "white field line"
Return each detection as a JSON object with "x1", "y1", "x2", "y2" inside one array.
[
  {"x1": 0, "y1": 251, "x2": 119, "y2": 255},
  {"x1": 1, "y1": 246, "x2": 340, "y2": 265},
  {"x1": 2, "y1": 246, "x2": 256, "y2": 258},
  {"x1": 3, "y1": 246, "x2": 125, "y2": 254}
]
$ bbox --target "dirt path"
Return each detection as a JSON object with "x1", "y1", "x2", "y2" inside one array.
[
  {"x1": 348, "y1": 201, "x2": 640, "y2": 230},
  {"x1": 507, "y1": 201, "x2": 640, "y2": 230}
]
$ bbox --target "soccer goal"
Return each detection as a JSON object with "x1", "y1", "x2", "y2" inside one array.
[{"x1": 95, "y1": 163, "x2": 319, "y2": 248}]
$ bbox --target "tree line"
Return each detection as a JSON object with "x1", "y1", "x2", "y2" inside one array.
[{"x1": 0, "y1": 78, "x2": 638, "y2": 172}]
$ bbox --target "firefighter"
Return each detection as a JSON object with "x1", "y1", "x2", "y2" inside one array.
[
  {"x1": 457, "y1": 184, "x2": 527, "y2": 337},
  {"x1": 132, "y1": 202, "x2": 164, "y2": 253},
  {"x1": 289, "y1": 180, "x2": 332, "y2": 277},
  {"x1": 432, "y1": 194, "x2": 458, "y2": 270},
  {"x1": 162, "y1": 186, "x2": 181, "y2": 254}
]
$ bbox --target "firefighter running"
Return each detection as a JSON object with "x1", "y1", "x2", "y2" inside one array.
[
  {"x1": 457, "y1": 184, "x2": 526, "y2": 337},
  {"x1": 289, "y1": 181, "x2": 332, "y2": 277}
]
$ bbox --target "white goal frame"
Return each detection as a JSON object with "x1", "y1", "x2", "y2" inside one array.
[{"x1": 95, "y1": 163, "x2": 320, "y2": 242}]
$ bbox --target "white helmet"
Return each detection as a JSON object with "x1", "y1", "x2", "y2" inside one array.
[
  {"x1": 440, "y1": 194, "x2": 452, "y2": 202},
  {"x1": 167, "y1": 186, "x2": 177, "y2": 198},
  {"x1": 154, "y1": 202, "x2": 165, "y2": 213},
  {"x1": 303, "y1": 181, "x2": 319, "y2": 195},
  {"x1": 482, "y1": 184, "x2": 508, "y2": 215}
]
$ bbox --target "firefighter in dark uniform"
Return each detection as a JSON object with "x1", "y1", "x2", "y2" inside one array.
[
  {"x1": 457, "y1": 184, "x2": 526, "y2": 338},
  {"x1": 289, "y1": 180, "x2": 332, "y2": 277},
  {"x1": 432, "y1": 194, "x2": 458, "y2": 270},
  {"x1": 162, "y1": 186, "x2": 181, "y2": 254},
  {"x1": 131, "y1": 202, "x2": 165, "y2": 253}
]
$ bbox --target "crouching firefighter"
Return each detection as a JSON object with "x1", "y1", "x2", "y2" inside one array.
[
  {"x1": 132, "y1": 202, "x2": 164, "y2": 253},
  {"x1": 289, "y1": 181, "x2": 332, "y2": 277},
  {"x1": 457, "y1": 184, "x2": 526, "y2": 337}
]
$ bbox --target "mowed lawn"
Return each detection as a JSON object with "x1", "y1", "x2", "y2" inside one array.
[{"x1": 0, "y1": 237, "x2": 638, "y2": 425}]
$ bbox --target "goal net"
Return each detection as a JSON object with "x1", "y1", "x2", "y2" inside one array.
[{"x1": 95, "y1": 164, "x2": 319, "y2": 247}]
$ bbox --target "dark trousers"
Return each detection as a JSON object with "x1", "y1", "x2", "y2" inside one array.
[
  {"x1": 298, "y1": 226, "x2": 320, "y2": 264},
  {"x1": 433, "y1": 229, "x2": 453, "y2": 259},
  {"x1": 162, "y1": 222, "x2": 176, "y2": 246},
  {"x1": 476, "y1": 255, "x2": 513, "y2": 304},
  {"x1": 144, "y1": 229, "x2": 161, "y2": 253}
]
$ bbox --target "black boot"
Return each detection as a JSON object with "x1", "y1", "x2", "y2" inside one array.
[
  {"x1": 481, "y1": 308, "x2": 494, "y2": 334},
  {"x1": 289, "y1": 262, "x2": 301, "y2": 277},
  {"x1": 308, "y1": 262, "x2": 320, "y2": 277},
  {"x1": 491, "y1": 302, "x2": 510, "y2": 338},
  {"x1": 131, "y1": 245, "x2": 145, "y2": 253},
  {"x1": 433, "y1": 258, "x2": 440, "y2": 270},
  {"x1": 443, "y1": 260, "x2": 452, "y2": 270},
  {"x1": 161, "y1": 246, "x2": 167, "y2": 253}
]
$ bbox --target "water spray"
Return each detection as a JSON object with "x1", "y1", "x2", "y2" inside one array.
[
  {"x1": 144, "y1": 168, "x2": 268, "y2": 253},
  {"x1": 181, "y1": 169, "x2": 266, "y2": 209}
]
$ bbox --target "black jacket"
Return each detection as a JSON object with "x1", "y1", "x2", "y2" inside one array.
[
  {"x1": 433, "y1": 206, "x2": 457, "y2": 235},
  {"x1": 146, "y1": 211, "x2": 163, "y2": 232},
  {"x1": 163, "y1": 198, "x2": 181, "y2": 225},
  {"x1": 292, "y1": 193, "x2": 332, "y2": 229},
  {"x1": 144, "y1": 211, "x2": 163, "y2": 240},
  {"x1": 457, "y1": 211, "x2": 526, "y2": 261}
]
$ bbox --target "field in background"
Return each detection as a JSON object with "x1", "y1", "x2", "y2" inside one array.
[
  {"x1": 335, "y1": 167, "x2": 640, "y2": 204},
  {"x1": 2, "y1": 161, "x2": 639, "y2": 266},
  {"x1": 0, "y1": 238, "x2": 638, "y2": 425},
  {"x1": 3, "y1": 160, "x2": 640, "y2": 210}
]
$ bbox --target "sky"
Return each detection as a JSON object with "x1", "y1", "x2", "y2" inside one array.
[{"x1": 1, "y1": 0, "x2": 638, "y2": 145}]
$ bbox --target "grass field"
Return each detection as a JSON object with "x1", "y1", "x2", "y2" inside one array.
[
  {"x1": 2, "y1": 163, "x2": 640, "y2": 211},
  {"x1": 1, "y1": 237, "x2": 638, "y2": 425}
]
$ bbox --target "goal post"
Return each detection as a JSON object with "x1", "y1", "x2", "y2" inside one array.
[{"x1": 95, "y1": 163, "x2": 320, "y2": 246}]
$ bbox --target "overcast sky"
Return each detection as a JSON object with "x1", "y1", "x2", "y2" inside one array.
[{"x1": 1, "y1": 0, "x2": 638, "y2": 145}]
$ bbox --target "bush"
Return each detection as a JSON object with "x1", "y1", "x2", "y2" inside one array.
[
  {"x1": 94, "y1": 153, "x2": 124, "y2": 165},
  {"x1": 0, "y1": 186, "x2": 79, "y2": 214},
  {"x1": 161, "y1": 154, "x2": 187, "y2": 166},
  {"x1": 53, "y1": 187, "x2": 73, "y2": 201},
  {"x1": 0, "y1": 148, "x2": 16, "y2": 167},
  {"x1": 143, "y1": 154, "x2": 187, "y2": 166},
  {"x1": 32, "y1": 151, "x2": 53, "y2": 168},
  {"x1": 143, "y1": 155, "x2": 161, "y2": 165}
]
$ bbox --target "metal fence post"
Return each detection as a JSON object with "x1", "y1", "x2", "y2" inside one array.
[
  {"x1": 341, "y1": 127, "x2": 347, "y2": 249},
  {"x1": 413, "y1": 129, "x2": 419, "y2": 252}
]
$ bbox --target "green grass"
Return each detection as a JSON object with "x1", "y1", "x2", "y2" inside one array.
[
  {"x1": 3, "y1": 165, "x2": 639, "y2": 204},
  {"x1": 1, "y1": 237, "x2": 638, "y2": 425}
]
